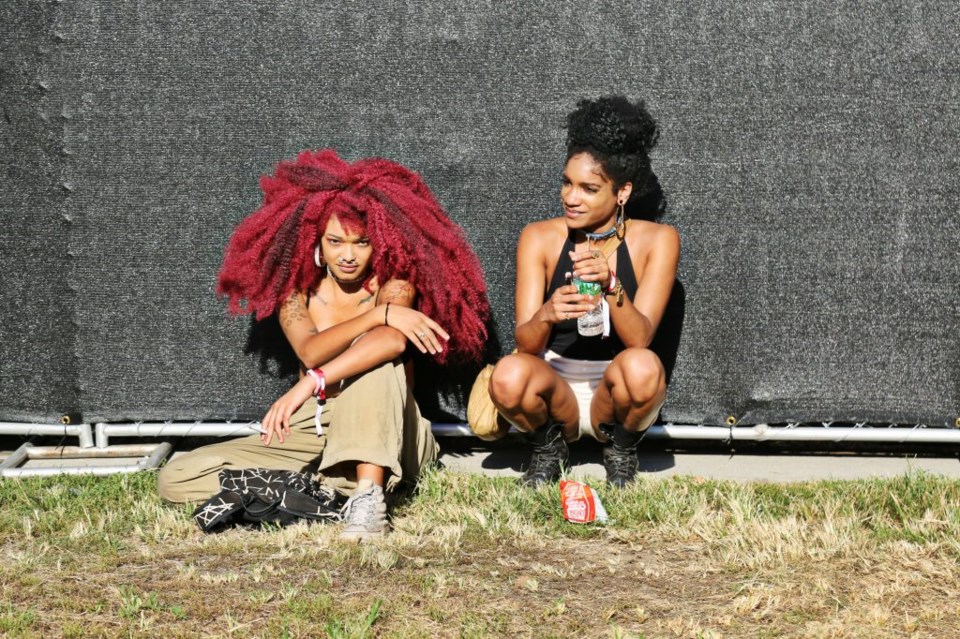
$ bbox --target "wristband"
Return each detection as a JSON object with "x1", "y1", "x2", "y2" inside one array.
[
  {"x1": 305, "y1": 368, "x2": 326, "y2": 436},
  {"x1": 305, "y1": 368, "x2": 326, "y2": 401},
  {"x1": 384, "y1": 302, "x2": 391, "y2": 327}
]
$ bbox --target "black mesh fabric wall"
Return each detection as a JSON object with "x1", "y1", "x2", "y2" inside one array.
[
  {"x1": 1, "y1": 2, "x2": 957, "y2": 426},
  {"x1": 0, "y1": 5, "x2": 79, "y2": 423}
]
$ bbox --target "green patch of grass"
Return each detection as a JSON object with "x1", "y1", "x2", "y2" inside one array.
[
  {"x1": 0, "y1": 472, "x2": 175, "y2": 547},
  {"x1": 116, "y1": 585, "x2": 163, "y2": 620},
  {"x1": 0, "y1": 604, "x2": 37, "y2": 637},
  {"x1": 324, "y1": 599, "x2": 382, "y2": 638},
  {"x1": 284, "y1": 592, "x2": 336, "y2": 619},
  {"x1": 114, "y1": 584, "x2": 188, "y2": 625}
]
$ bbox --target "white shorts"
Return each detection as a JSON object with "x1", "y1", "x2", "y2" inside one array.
[
  {"x1": 543, "y1": 350, "x2": 610, "y2": 440},
  {"x1": 543, "y1": 350, "x2": 664, "y2": 441}
]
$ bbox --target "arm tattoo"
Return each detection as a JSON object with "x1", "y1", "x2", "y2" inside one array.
[
  {"x1": 382, "y1": 281, "x2": 415, "y2": 305},
  {"x1": 279, "y1": 294, "x2": 308, "y2": 328}
]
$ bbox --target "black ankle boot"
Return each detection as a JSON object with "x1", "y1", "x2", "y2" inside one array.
[
  {"x1": 598, "y1": 423, "x2": 644, "y2": 487},
  {"x1": 521, "y1": 423, "x2": 569, "y2": 487}
]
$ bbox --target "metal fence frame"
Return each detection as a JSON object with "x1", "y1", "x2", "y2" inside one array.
[{"x1": 2, "y1": 419, "x2": 959, "y2": 477}]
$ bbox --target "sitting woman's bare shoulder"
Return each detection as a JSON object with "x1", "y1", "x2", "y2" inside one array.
[
  {"x1": 627, "y1": 220, "x2": 680, "y2": 252},
  {"x1": 519, "y1": 217, "x2": 567, "y2": 243}
]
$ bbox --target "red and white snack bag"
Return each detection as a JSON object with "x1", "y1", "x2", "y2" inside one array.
[{"x1": 560, "y1": 479, "x2": 608, "y2": 524}]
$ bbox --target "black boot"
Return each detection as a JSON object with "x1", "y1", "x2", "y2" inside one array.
[
  {"x1": 598, "y1": 423, "x2": 644, "y2": 487},
  {"x1": 521, "y1": 422, "x2": 569, "y2": 487}
]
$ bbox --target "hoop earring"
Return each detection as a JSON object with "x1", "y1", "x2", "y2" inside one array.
[
  {"x1": 616, "y1": 201, "x2": 626, "y2": 238},
  {"x1": 314, "y1": 244, "x2": 324, "y2": 269}
]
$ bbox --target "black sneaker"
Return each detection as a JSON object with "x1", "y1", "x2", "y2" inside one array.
[
  {"x1": 598, "y1": 423, "x2": 643, "y2": 487},
  {"x1": 521, "y1": 423, "x2": 569, "y2": 487}
]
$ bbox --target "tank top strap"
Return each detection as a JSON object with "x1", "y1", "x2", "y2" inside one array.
[{"x1": 545, "y1": 231, "x2": 577, "y2": 298}]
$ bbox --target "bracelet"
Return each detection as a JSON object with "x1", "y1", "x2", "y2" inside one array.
[
  {"x1": 604, "y1": 281, "x2": 625, "y2": 306},
  {"x1": 605, "y1": 270, "x2": 618, "y2": 294},
  {"x1": 384, "y1": 302, "x2": 391, "y2": 327},
  {"x1": 305, "y1": 368, "x2": 326, "y2": 401}
]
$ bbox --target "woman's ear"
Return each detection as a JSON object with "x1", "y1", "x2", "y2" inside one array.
[{"x1": 617, "y1": 182, "x2": 633, "y2": 205}]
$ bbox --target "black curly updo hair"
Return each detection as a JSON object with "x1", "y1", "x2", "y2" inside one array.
[{"x1": 566, "y1": 95, "x2": 664, "y2": 216}]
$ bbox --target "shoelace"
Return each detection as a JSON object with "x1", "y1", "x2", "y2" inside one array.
[
  {"x1": 528, "y1": 440, "x2": 565, "y2": 472},
  {"x1": 605, "y1": 444, "x2": 638, "y2": 472},
  {"x1": 340, "y1": 488, "x2": 381, "y2": 525},
  {"x1": 607, "y1": 444, "x2": 637, "y2": 468}
]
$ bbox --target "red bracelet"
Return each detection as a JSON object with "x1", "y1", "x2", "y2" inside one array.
[
  {"x1": 606, "y1": 270, "x2": 618, "y2": 294},
  {"x1": 305, "y1": 368, "x2": 326, "y2": 401}
]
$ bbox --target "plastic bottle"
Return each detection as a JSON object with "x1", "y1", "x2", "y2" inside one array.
[{"x1": 572, "y1": 277, "x2": 603, "y2": 336}]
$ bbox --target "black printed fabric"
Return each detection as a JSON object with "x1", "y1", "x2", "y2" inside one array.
[{"x1": 192, "y1": 468, "x2": 342, "y2": 533}]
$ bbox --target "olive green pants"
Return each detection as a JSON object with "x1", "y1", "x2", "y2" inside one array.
[{"x1": 157, "y1": 359, "x2": 438, "y2": 503}]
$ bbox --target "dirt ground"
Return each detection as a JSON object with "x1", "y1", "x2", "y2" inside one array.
[{"x1": 5, "y1": 530, "x2": 958, "y2": 638}]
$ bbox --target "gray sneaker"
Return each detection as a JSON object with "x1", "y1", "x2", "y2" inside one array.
[{"x1": 339, "y1": 484, "x2": 389, "y2": 541}]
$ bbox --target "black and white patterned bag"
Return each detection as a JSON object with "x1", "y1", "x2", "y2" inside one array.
[{"x1": 192, "y1": 468, "x2": 343, "y2": 533}]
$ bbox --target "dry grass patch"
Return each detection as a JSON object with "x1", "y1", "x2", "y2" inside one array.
[{"x1": 0, "y1": 467, "x2": 959, "y2": 637}]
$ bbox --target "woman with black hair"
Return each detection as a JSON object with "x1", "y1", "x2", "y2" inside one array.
[{"x1": 489, "y1": 95, "x2": 679, "y2": 487}]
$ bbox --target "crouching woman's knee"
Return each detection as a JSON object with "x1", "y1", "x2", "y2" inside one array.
[
  {"x1": 613, "y1": 348, "x2": 666, "y2": 404},
  {"x1": 488, "y1": 353, "x2": 536, "y2": 410}
]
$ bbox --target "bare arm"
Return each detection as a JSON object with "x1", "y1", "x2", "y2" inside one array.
[
  {"x1": 607, "y1": 225, "x2": 680, "y2": 348},
  {"x1": 278, "y1": 292, "x2": 388, "y2": 370},
  {"x1": 514, "y1": 223, "x2": 594, "y2": 354},
  {"x1": 319, "y1": 279, "x2": 447, "y2": 384},
  {"x1": 261, "y1": 279, "x2": 448, "y2": 445}
]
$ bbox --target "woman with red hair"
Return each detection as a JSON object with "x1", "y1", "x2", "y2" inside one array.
[{"x1": 158, "y1": 149, "x2": 490, "y2": 540}]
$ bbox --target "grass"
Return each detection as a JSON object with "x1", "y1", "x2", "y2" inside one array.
[{"x1": 0, "y1": 467, "x2": 959, "y2": 637}]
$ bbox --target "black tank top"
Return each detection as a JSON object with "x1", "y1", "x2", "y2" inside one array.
[{"x1": 544, "y1": 232, "x2": 639, "y2": 360}]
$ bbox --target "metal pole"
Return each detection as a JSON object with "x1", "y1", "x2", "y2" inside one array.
[
  {"x1": 0, "y1": 422, "x2": 94, "y2": 448},
  {"x1": 0, "y1": 420, "x2": 956, "y2": 448},
  {"x1": 730, "y1": 424, "x2": 960, "y2": 444},
  {"x1": 95, "y1": 422, "x2": 260, "y2": 448},
  {"x1": 0, "y1": 443, "x2": 173, "y2": 478}
]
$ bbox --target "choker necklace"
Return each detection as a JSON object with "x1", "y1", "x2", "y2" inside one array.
[{"x1": 584, "y1": 225, "x2": 618, "y2": 241}]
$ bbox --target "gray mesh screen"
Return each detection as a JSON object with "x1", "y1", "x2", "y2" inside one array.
[
  {"x1": 0, "y1": 5, "x2": 79, "y2": 423},
  {"x1": 1, "y1": 2, "x2": 957, "y2": 426}
]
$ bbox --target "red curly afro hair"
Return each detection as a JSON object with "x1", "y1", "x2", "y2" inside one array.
[{"x1": 217, "y1": 149, "x2": 490, "y2": 364}]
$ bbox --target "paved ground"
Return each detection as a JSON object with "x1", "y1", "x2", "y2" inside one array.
[{"x1": 438, "y1": 437, "x2": 960, "y2": 483}]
